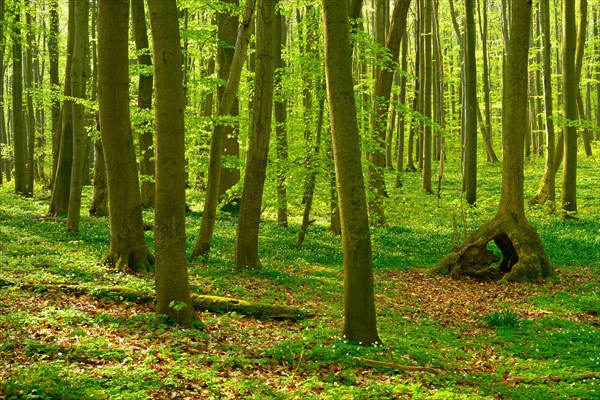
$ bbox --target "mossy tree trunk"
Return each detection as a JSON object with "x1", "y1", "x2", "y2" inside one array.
[
  {"x1": 98, "y1": 0, "x2": 153, "y2": 274},
  {"x1": 435, "y1": 0, "x2": 553, "y2": 283},
  {"x1": 323, "y1": 0, "x2": 380, "y2": 345}
]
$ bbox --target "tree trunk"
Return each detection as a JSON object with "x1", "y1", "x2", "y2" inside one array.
[
  {"x1": 274, "y1": 10, "x2": 288, "y2": 228},
  {"x1": 367, "y1": 0, "x2": 411, "y2": 223},
  {"x1": 0, "y1": 0, "x2": 5, "y2": 186},
  {"x1": 49, "y1": 0, "x2": 75, "y2": 215},
  {"x1": 395, "y1": 31, "x2": 408, "y2": 188},
  {"x1": 574, "y1": 0, "x2": 592, "y2": 157},
  {"x1": 67, "y1": 0, "x2": 90, "y2": 232},
  {"x1": 530, "y1": 0, "x2": 556, "y2": 211},
  {"x1": 98, "y1": 0, "x2": 153, "y2": 274},
  {"x1": 217, "y1": 1, "x2": 242, "y2": 210},
  {"x1": 463, "y1": 0, "x2": 477, "y2": 205},
  {"x1": 296, "y1": 94, "x2": 325, "y2": 248},
  {"x1": 89, "y1": 138, "x2": 108, "y2": 216},
  {"x1": 148, "y1": 0, "x2": 194, "y2": 326},
  {"x1": 48, "y1": 0, "x2": 61, "y2": 187},
  {"x1": 561, "y1": 0, "x2": 578, "y2": 217},
  {"x1": 12, "y1": 1, "x2": 29, "y2": 196},
  {"x1": 435, "y1": 0, "x2": 553, "y2": 283},
  {"x1": 234, "y1": 0, "x2": 276, "y2": 270},
  {"x1": 131, "y1": 0, "x2": 155, "y2": 208},
  {"x1": 323, "y1": 0, "x2": 380, "y2": 345},
  {"x1": 477, "y1": 0, "x2": 497, "y2": 163},
  {"x1": 421, "y1": 0, "x2": 432, "y2": 194},
  {"x1": 193, "y1": 0, "x2": 256, "y2": 258},
  {"x1": 24, "y1": 7, "x2": 35, "y2": 196}
]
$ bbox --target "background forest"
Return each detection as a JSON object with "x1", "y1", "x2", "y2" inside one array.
[{"x1": 0, "y1": 0, "x2": 599, "y2": 398}]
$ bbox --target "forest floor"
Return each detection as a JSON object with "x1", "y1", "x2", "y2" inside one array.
[{"x1": 0, "y1": 148, "x2": 599, "y2": 399}]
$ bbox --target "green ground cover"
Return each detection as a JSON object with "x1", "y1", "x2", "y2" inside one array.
[{"x1": 0, "y1": 146, "x2": 598, "y2": 399}]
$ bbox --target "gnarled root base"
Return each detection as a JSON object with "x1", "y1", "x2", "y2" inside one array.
[
  {"x1": 105, "y1": 248, "x2": 155, "y2": 275},
  {"x1": 434, "y1": 213, "x2": 554, "y2": 282}
]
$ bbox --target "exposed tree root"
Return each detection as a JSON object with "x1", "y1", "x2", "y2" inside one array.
[
  {"x1": 0, "y1": 279, "x2": 314, "y2": 321},
  {"x1": 434, "y1": 212, "x2": 554, "y2": 282}
]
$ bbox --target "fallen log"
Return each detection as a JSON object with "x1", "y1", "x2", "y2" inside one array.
[{"x1": 0, "y1": 278, "x2": 314, "y2": 321}]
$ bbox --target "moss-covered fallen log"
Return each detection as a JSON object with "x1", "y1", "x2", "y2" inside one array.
[{"x1": 0, "y1": 278, "x2": 315, "y2": 321}]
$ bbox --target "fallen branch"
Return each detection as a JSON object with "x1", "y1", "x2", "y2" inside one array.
[
  {"x1": 353, "y1": 357, "x2": 443, "y2": 374},
  {"x1": 0, "y1": 278, "x2": 314, "y2": 321},
  {"x1": 495, "y1": 372, "x2": 600, "y2": 386}
]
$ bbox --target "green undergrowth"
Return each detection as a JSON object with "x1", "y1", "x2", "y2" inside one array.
[{"x1": 1, "y1": 147, "x2": 599, "y2": 399}]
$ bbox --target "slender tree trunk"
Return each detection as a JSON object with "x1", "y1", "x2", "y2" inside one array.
[
  {"x1": 193, "y1": 0, "x2": 256, "y2": 258},
  {"x1": 274, "y1": 10, "x2": 288, "y2": 228},
  {"x1": 0, "y1": 0, "x2": 5, "y2": 185},
  {"x1": 530, "y1": 0, "x2": 557, "y2": 211},
  {"x1": 66, "y1": 0, "x2": 90, "y2": 232},
  {"x1": 234, "y1": 0, "x2": 276, "y2": 270},
  {"x1": 395, "y1": 31, "x2": 408, "y2": 188},
  {"x1": 367, "y1": 0, "x2": 411, "y2": 222},
  {"x1": 561, "y1": 0, "x2": 578, "y2": 217},
  {"x1": 421, "y1": 0, "x2": 432, "y2": 194},
  {"x1": 463, "y1": 0, "x2": 477, "y2": 205},
  {"x1": 24, "y1": 8, "x2": 35, "y2": 196},
  {"x1": 98, "y1": 0, "x2": 153, "y2": 274},
  {"x1": 12, "y1": 1, "x2": 28, "y2": 196},
  {"x1": 131, "y1": 0, "x2": 155, "y2": 208},
  {"x1": 217, "y1": 1, "x2": 241, "y2": 208},
  {"x1": 48, "y1": 0, "x2": 60, "y2": 186},
  {"x1": 49, "y1": 0, "x2": 75, "y2": 214},
  {"x1": 297, "y1": 94, "x2": 325, "y2": 248},
  {"x1": 323, "y1": 0, "x2": 380, "y2": 345},
  {"x1": 147, "y1": 0, "x2": 193, "y2": 325},
  {"x1": 594, "y1": 7, "x2": 600, "y2": 140},
  {"x1": 575, "y1": 0, "x2": 592, "y2": 157}
]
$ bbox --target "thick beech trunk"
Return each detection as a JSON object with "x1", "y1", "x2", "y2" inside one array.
[
  {"x1": 435, "y1": 0, "x2": 553, "y2": 283},
  {"x1": 98, "y1": 0, "x2": 153, "y2": 274},
  {"x1": 323, "y1": 0, "x2": 380, "y2": 345}
]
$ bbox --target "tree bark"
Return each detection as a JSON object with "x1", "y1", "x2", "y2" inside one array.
[
  {"x1": 322, "y1": 0, "x2": 380, "y2": 345},
  {"x1": 67, "y1": 0, "x2": 90, "y2": 232},
  {"x1": 234, "y1": 0, "x2": 276, "y2": 269},
  {"x1": 530, "y1": 0, "x2": 556, "y2": 211},
  {"x1": 148, "y1": 0, "x2": 194, "y2": 325},
  {"x1": 49, "y1": 0, "x2": 75, "y2": 215},
  {"x1": 217, "y1": 0, "x2": 241, "y2": 209},
  {"x1": 435, "y1": 0, "x2": 553, "y2": 283},
  {"x1": 12, "y1": 1, "x2": 29, "y2": 196},
  {"x1": 561, "y1": 0, "x2": 578, "y2": 217},
  {"x1": 131, "y1": 0, "x2": 155, "y2": 208},
  {"x1": 98, "y1": 0, "x2": 153, "y2": 274},
  {"x1": 193, "y1": 0, "x2": 256, "y2": 258},
  {"x1": 274, "y1": 10, "x2": 288, "y2": 228},
  {"x1": 463, "y1": 0, "x2": 477, "y2": 205},
  {"x1": 367, "y1": 0, "x2": 411, "y2": 223},
  {"x1": 574, "y1": 0, "x2": 592, "y2": 157},
  {"x1": 0, "y1": 0, "x2": 5, "y2": 185}
]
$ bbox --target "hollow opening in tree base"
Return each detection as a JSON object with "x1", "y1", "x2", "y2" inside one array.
[{"x1": 434, "y1": 213, "x2": 554, "y2": 283}]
